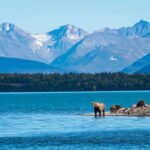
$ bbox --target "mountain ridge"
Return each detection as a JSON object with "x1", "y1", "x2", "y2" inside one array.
[
  {"x1": 0, "y1": 20, "x2": 150, "y2": 73},
  {"x1": 51, "y1": 20, "x2": 150, "y2": 73}
]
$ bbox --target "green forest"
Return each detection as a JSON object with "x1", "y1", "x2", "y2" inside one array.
[{"x1": 0, "y1": 73, "x2": 149, "y2": 92}]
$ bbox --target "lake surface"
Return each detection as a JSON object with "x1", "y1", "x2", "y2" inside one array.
[{"x1": 0, "y1": 91, "x2": 150, "y2": 150}]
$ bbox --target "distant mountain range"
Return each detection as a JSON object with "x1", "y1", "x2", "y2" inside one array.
[
  {"x1": 0, "y1": 20, "x2": 150, "y2": 73},
  {"x1": 0, "y1": 23, "x2": 87, "y2": 64}
]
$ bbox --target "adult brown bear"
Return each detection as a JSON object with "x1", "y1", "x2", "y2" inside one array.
[
  {"x1": 136, "y1": 100, "x2": 145, "y2": 108},
  {"x1": 92, "y1": 102, "x2": 105, "y2": 117},
  {"x1": 110, "y1": 105, "x2": 121, "y2": 113}
]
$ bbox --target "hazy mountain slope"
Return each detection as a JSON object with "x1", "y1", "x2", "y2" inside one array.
[
  {"x1": 123, "y1": 53, "x2": 150, "y2": 73},
  {"x1": 0, "y1": 57, "x2": 60, "y2": 73},
  {"x1": 137, "y1": 64, "x2": 150, "y2": 73}
]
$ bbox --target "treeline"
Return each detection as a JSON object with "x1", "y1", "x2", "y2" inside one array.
[{"x1": 0, "y1": 73, "x2": 149, "y2": 92}]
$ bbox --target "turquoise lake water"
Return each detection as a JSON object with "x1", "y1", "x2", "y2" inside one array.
[{"x1": 0, "y1": 91, "x2": 150, "y2": 150}]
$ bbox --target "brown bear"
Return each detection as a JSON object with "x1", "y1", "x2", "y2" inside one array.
[
  {"x1": 110, "y1": 105, "x2": 121, "y2": 113},
  {"x1": 136, "y1": 100, "x2": 145, "y2": 108},
  {"x1": 92, "y1": 102, "x2": 105, "y2": 117}
]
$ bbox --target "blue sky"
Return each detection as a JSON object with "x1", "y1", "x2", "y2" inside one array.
[{"x1": 0, "y1": 0, "x2": 150, "y2": 33}]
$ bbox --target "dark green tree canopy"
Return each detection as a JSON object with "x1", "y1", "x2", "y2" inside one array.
[{"x1": 0, "y1": 73, "x2": 149, "y2": 92}]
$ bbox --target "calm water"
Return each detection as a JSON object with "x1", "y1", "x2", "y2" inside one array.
[{"x1": 0, "y1": 91, "x2": 150, "y2": 150}]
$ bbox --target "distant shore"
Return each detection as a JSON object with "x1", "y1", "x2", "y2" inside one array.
[
  {"x1": 0, "y1": 89, "x2": 150, "y2": 93},
  {"x1": 0, "y1": 73, "x2": 149, "y2": 92}
]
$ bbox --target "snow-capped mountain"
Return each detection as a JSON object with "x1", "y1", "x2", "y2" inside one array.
[
  {"x1": 0, "y1": 23, "x2": 87, "y2": 64},
  {"x1": 31, "y1": 24, "x2": 88, "y2": 63},
  {"x1": 0, "y1": 23, "x2": 50, "y2": 63},
  {"x1": 52, "y1": 20, "x2": 150, "y2": 73}
]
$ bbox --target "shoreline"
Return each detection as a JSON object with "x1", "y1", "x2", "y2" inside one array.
[
  {"x1": 0, "y1": 90, "x2": 150, "y2": 94},
  {"x1": 82, "y1": 112, "x2": 150, "y2": 117}
]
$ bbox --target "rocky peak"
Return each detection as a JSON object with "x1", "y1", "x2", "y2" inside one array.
[{"x1": 0, "y1": 23, "x2": 15, "y2": 32}]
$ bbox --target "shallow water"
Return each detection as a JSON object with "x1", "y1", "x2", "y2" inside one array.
[{"x1": 0, "y1": 91, "x2": 150, "y2": 149}]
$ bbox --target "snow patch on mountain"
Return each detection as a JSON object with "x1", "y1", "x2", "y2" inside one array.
[
  {"x1": 110, "y1": 56, "x2": 118, "y2": 61},
  {"x1": 64, "y1": 25, "x2": 86, "y2": 40},
  {"x1": 31, "y1": 34, "x2": 50, "y2": 42},
  {"x1": 31, "y1": 34, "x2": 50, "y2": 51}
]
